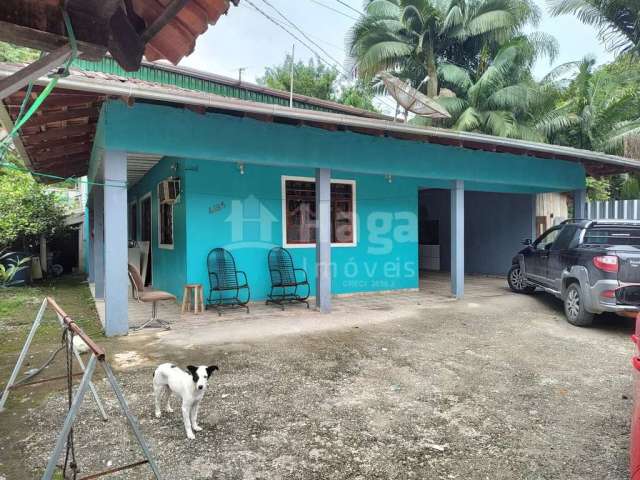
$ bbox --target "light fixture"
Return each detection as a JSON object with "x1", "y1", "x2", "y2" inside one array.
[
  {"x1": 385, "y1": 174, "x2": 393, "y2": 183},
  {"x1": 237, "y1": 162, "x2": 245, "y2": 175}
]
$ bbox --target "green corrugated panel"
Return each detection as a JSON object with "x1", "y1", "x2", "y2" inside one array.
[{"x1": 72, "y1": 57, "x2": 346, "y2": 114}]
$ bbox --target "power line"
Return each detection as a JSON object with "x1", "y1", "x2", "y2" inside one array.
[
  {"x1": 259, "y1": 0, "x2": 345, "y2": 70},
  {"x1": 334, "y1": 0, "x2": 364, "y2": 17},
  {"x1": 304, "y1": 0, "x2": 360, "y2": 21},
  {"x1": 244, "y1": 0, "x2": 398, "y2": 113}
]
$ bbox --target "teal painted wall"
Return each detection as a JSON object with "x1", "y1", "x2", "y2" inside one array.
[
  {"x1": 182, "y1": 160, "x2": 420, "y2": 300},
  {"x1": 99, "y1": 101, "x2": 586, "y2": 192},
  {"x1": 128, "y1": 157, "x2": 188, "y2": 298}
]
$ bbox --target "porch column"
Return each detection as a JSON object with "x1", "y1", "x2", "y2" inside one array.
[
  {"x1": 315, "y1": 168, "x2": 331, "y2": 313},
  {"x1": 574, "y1": 188, "x2": 587, "y2": 219},
  {"x1": 451, "y1": 180, "x2": 464, "y2": 298},
  {"x1": 93, "y1": 186, "x2": 104, "y2": 299},
  {"x1": 103, "y1": 150, "x2": 129, "y2": 336}
]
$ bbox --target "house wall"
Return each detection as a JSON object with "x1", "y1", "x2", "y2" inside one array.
[
  {"x1": 419, "y1": 189, "x2": 535, "y2": 275},
  {"x1": 181, "y1": 159, "x2": 420, "y2": 301},
  {"x1": 127, "y1": 157, "x2": 188, "y2": 297}
]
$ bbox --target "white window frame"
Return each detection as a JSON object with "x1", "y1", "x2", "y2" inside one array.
[
  {"x1": 281, "y1": 175, "x2": 357, "y2": 249},
  {"x1": 157, "y1": 183, "x2": 174, "y2": 250}
]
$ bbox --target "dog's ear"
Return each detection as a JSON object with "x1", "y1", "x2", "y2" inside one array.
[
  {"x1": 186, "y1": 365, "x2": 199, "y2": 382},
  {"x1": 206, "y1": 365, "x2": 219, "y2": 376}
]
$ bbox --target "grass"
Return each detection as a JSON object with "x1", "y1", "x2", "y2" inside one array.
[{"x1": 0, "y1": 274, "x2": 103, "y2": 356}]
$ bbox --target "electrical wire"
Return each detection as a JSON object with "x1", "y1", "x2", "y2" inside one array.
[
  {"x1": 334, "y1": 0, "x2": 364, "y2": 16},
  {"x1": 244, "y1": 0, "x2": 398, "y2": 114},
  {"x1": 304, "y1": 0, "x2": 360, "y2": 21}
]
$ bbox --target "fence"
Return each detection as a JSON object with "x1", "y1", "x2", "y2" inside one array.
[{"x1": 585, "y1": 200, "x2": 640, "y2": 220}]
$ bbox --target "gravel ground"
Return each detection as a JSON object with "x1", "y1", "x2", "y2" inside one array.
[{"x1": 0, "y1": 286, "x2": 634, "y2": 479}]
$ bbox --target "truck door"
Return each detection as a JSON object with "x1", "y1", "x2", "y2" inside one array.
[
  {"x1": 547, "y1": 225, "x2": 580, "y2": 291},
  {"x1": 527, "y1": 226, "x2": 561, "y2": 283}
]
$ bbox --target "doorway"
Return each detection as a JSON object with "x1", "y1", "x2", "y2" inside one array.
[{"x1": 140, "y1": 195, "x2": 152, "y2": 286}]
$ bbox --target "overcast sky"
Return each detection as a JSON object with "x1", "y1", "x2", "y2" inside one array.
[{"x1": 179, "y1": 0, "x2": 613, "y2": 113}]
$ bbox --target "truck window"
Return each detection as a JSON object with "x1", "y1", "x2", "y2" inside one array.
[
  {"x1": 551, "y1": 226, "x2": 579, "y2": 251},
  {"x1": 583, "y1": 227, "x2": 640, "y2": 246},
  {"x1": 534, "y1": 227, "x2": 560, "y2": 250}
]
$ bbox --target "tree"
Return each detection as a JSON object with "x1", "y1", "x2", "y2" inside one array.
[
  {"x1": 0, "y1": 157, "x2": 67, "y2": 250},
  {"x1": 257, "y1": 55, "x2": 339, "y2": 101},
  {"x1": 347, "y1": 0, "x2": 550, "y2": 98},
  {"x1": 0, "y1": 41, "x2": 39, "y2": 63},
  {"x1": 433, "y1": 39, "x2": 548, "y2": 140},
  {"x1": 337, "y1": 81, "x2": 378, "y2": 111},
  {"x1": 549, "y1": 0, "x2": 639, "y2": 55},
  {"x1": 536, "y1": 56, "x2": 640, "y2": 154}
]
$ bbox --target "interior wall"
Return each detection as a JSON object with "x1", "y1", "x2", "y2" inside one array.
[{"x1": 419, "y1": 189, "x2": 534, "y2": 275}]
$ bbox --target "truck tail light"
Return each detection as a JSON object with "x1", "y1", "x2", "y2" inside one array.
[
  {"x1": 600, "y1": 289, "x2": 616, "y2": 298},
  {"x1": 593, "y1": 255, "x2": 619, "y2": 273}
]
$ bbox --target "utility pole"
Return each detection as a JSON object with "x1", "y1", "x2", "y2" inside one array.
[{"x1": 289, "y1": 44, "x2": 295, "y2": 108}]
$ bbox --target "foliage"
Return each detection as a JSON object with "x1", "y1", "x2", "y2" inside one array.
[
  {"x1": 348, "y1": 0, "x2": 551, "y2": 97},
  {"x1": 548, "y1": 0, "x2": 639, "y2": 55},
  {"x1": 0, "y1": 251, "x2": 30, "y2": 288},
  {"x1": 586, "y1": 176, "x2": 610, "y2": 201},
  {"x1": 0, "y1": 160, "x2": 67, "y2": 250},
  {"x1": 620, "y1": 175, "x2": 640, "y2": 200},
  {"x1": 435, "y1": 39, "x2": 549, "y2": 139},
  {"x1": 337, "y1": 81, "x2": 378, "y2": 111},
  {"x1": 0, "y1": 42, "x2": 39, "y2": 63},
  {"x1": 536, "y1": 55, "x2": 640, "y2": 154},
  {"x1": 257, "y1": 55, "x2": 339, "y2": 101}
]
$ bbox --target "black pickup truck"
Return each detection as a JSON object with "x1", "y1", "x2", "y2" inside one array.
[{"x1": 508, "y1": 219, "x2": 640, "y2": 326}]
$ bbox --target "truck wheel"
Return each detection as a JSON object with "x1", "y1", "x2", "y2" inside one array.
[
  {"x1": 507, "y1": 265, "x2": 535, "y2": 293},
  {"x1": 564, "y1": 283, "x2": 594, "y2": 327}
]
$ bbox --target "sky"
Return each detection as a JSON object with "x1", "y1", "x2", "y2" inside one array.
[{"x1": 180, "y1": 0, "x2": 614, "y2": 114}]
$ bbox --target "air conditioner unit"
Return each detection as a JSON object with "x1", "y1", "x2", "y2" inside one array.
[{"x1": 159, "y1": 178, "x2": 180, "y2": 204}]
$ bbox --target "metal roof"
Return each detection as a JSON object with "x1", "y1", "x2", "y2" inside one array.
[
  {"x1": 72, "y1": 57, "x2": 389, "y2": 119},
  {"x1": 1, "y1": 61, "x2": 639, "y2": 182}
]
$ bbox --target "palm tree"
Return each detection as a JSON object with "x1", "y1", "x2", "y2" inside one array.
[
  {"x1": 536, "y1": 56, "x2": 640, "y2": 153},
  {"x1": 348, "y1": 0, "x2": 548, "y2": 97},
  {"x1": 432, "y1": 38, "x2": 551, "y2": 140},
  {"x1": 548, "y1": 0, "x2": 639, "y2": 55}
]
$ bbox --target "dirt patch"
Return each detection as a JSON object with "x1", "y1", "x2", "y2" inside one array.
[{"x1": 0, "y1": 284, "x2": 633, "y2": 479}]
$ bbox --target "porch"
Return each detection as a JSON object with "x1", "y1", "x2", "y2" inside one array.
[{"x1": 93, "y1": 274, "x2": 507, "y2": 344}]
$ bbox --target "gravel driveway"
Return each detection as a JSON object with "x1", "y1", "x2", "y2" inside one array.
[{"x1": 0, "y1": 279, "x2": 634, "y2": 479}]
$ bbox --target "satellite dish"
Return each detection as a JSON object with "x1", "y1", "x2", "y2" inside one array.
[{"x1": 379, "y1": 72, "x2": 451, "y2": 121}]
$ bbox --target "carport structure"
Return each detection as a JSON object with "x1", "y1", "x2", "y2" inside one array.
[{"x1": 2, "y1": 62, "x2": 640, "y2": 336}]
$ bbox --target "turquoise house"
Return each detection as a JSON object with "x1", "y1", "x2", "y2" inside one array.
[{"x1": 3, "y1": 60, "x2": 637, "y2": 336}]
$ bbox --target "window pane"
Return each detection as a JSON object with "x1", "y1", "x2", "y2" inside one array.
[
  {"x1": 584, "y1": 227, "x2": 640, "y2": 246},
  {"x1": 331, "y1": 183, "x2": 353, "y2": 243},
  {"x1": 285, "y1": 180, "x2": 316, "y2": 244},
  {"x1": 160, "y1": 203, "x2": 173, "y2": 246},
  {"x1": 284, "y1": 179, "x2": 354, "y2": 245}
]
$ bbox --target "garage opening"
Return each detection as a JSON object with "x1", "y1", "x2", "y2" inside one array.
[{"x1": 418, "y1": 187, "x2": 537, "y2": 295}]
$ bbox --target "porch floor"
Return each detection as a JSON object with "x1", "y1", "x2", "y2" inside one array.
[{"x1": 93, "y1": 273, "x2": 507, "y2": 345}]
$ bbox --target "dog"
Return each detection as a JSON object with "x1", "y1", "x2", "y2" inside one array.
[{"x1": 153, "y1": 363, "x2": 218, "y2": 439}]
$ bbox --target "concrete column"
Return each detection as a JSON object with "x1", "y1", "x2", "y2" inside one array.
[
  {"x1": 531, "y1": 194, "x2": 538, "y2": 240},
  {"x1": 574, "y1": 189, "x2": 587, "y2": 219},
  {"x1": 315, "y1": 168, "x2": 331, "y2": 313},
  {"x1": 39, "y1": 234, "x2": 47, "y2": 275},
  {"x1": 451, "y1": 180, "x2": 464, "y2": 298},
  {"x1": 103, "y1": 150, "x2": 129, "y2": 336},
  {"x1": 93, "y1": 186, "x2": 104, "y2": 299}
]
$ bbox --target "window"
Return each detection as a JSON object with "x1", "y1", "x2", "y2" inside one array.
[
  {"x1": 282, "y1": 176, "x2": 356, "y2": 247},
  {"x1": 128, "y1": 202, "x2": 137, "y2": 241},
  {"x1": 158, "y1": 183, "x2": 174, "y2": 249},
  {"x1": 550, "y1": 226, "x2": 578, "y2": 251},
  {"x1": 584, "y1": 227, "x2": 640, "y2": 246},
  {"x1": 534, "y1": 227, "x2": 560, "y2": 250}
]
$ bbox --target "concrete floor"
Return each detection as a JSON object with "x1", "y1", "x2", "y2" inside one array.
[{"x1": 10, "y1": 274, "x2": 635, "y2": 479}]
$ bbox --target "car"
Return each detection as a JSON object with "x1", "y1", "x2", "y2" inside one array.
[{"x1": 507, "y1": 219, "x2": 640, "y2": 326}]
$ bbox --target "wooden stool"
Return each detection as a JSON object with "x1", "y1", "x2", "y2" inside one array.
[{"x1": 181, "y1": 284, "x2": 204, "y2": 314}]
